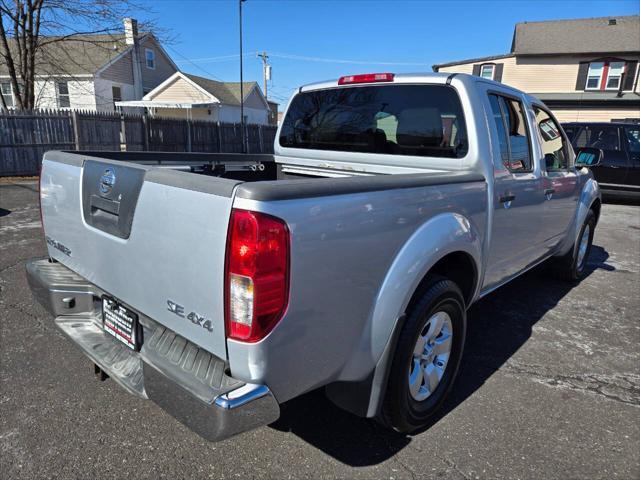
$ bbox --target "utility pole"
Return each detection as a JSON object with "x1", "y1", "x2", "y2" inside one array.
[
  {"x1": 239, "y1": 0, "x2": 246, "y2": 153},
  {"x1": 257, "y1": 51, "x2": 270, "y2": 99}
]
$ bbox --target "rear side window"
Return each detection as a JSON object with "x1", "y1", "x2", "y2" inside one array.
[
  {"x1": 562, "y1": 126, "x2": 577, "y2": 142},
  {"x1": 574, "y1": 126, "x2": 620, "y2": 151},
  {"x1": 488, "y1": 94, "x2": 532, "y2": 172},
  {"x1": 625, "y1": 126, "x2": 640, "y2": 154},
  {"x1": 279, "y1": 85, "x2": 468, "y2": 158}
]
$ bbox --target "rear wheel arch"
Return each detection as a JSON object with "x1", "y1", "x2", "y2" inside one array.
[
  {"x1": 327, "y1": 214, "x2": 482, "y2": 418},
  {"x1": 361, "y1": 251, "x2": 478, "y2": 418},
  {"x1": 380, "y1": 274, "x2": 467, "y2": 432},
  {"x1": 408, "y1": 251, "x2": 479, "y2": 311}
]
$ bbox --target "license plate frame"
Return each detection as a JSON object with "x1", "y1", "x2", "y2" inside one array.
[{"x1": 102, "y1": 296, "x2": 141, "y2": 351}]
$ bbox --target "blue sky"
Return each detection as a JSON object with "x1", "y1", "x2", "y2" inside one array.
[{"x1": 144, "y1": 0, "x2": 639, "y2": 104}]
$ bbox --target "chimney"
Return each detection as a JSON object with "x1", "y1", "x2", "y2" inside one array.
[
  {"x1": 124, "y1": 18, "x2": 139, "y2": 45},
  {"x1": 123, "y1": 18, "x2": 144, "y2": 100}
]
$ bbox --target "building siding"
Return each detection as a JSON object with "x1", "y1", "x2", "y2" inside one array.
[
  {"x1": 243, "y1": 87, "x2": 267, "y2": 109},
  {"x1": 150, "y1": 76, "x2": 213, "y2": 103},
  {"x1": 219, "y1": 105, "x2": 268, "y2": 125},
  {"x1": 552, "y1": 108, "x2": 640, "y2": 123},
  {"x1": 32, "y1": 78, "x2": 97, "y2": 110},
  {"x1": 100, "y1": 51, "x2": 135, "y2": 85},
  {"x1": 152, "y1": 105, "x2": 268, "y2": 124},
  {"x1": 437, "y1": 54, "x2": 640, "y2": 93},
  {"x1": 437, "y1": 53, "x2": 640, "y2": 122},
  {"x1": 139, "y1": 36, "x2": 178, "y2": 93},
  {"x1": 94, "y1": 77, "x2": 136, "y2": 112}
]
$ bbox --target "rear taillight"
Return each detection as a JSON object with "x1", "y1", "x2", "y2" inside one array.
[
  {"x1": 338, "y1": 72, "x2": 394, "y2": 85},
  {"x1": 225, "y1": 209, "x2": 290, "y2": 342}
]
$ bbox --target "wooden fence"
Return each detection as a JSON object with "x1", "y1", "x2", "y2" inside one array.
[{"x1": 0, "y1": 109, "x2": 278, "y2": 176}]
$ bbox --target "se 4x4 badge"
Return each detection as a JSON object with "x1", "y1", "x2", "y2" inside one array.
[{"x1": 167, "y1": 299, "x2": 214, "y2": 332}]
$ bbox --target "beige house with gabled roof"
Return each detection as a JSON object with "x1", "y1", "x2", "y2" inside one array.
[
  {"x1": 117, "y1": 71, "x2": 272, "y2": 125},
  {"x1": 433, "y1": 15, "x2": 640, "y2": 123},
  {"x1": 0, "y1": 19, "x2": 178, "y2": 112}
]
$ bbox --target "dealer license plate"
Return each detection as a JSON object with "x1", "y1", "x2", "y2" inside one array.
[{"x1": 102, "y1": 296, "x2": 140, "y2": 350}]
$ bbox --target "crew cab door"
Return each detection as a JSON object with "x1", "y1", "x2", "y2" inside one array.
[
  {"x1": 532, "y1": 105, "x2": 579, "y2": 249},
  {"x1": 482, "y1": 91, "x2": 547, "y2": 290}
]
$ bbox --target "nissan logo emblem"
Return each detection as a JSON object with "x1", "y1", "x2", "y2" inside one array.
[{"x1": 99, "y1": 168, "x2": 116, "y2": 195}]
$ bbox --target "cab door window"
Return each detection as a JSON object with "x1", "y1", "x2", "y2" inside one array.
[
  {"x1": 488, "y1": 94, "x2": 532, "y2": 172},
  {"x1": 534, "y1": 106, "x2": 570, "y2": 171}
]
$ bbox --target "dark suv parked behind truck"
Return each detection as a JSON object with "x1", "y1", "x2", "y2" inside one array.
[{"x1": 563, "y1": 122, "x2": 640, "y2": 200}]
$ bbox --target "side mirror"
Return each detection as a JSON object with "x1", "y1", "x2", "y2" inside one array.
[{"x1": 575, "y1": 147, "x2": 602, "y2": 167}]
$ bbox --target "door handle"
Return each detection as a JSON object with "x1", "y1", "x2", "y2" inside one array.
[
  {"x1": 499, "y1": 194, "x2": 515, "y2": 208},
  {"x1": 499, "y1": 194, "x2": 516, "y2": 203}
]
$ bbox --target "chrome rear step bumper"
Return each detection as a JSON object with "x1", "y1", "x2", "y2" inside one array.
[{"x1": 26, "y1": 258, "x2": 280, "y2": 442}]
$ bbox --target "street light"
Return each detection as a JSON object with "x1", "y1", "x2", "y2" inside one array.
[{"x1": 239, "y1": 0, "x2": 246, "y2": 153}]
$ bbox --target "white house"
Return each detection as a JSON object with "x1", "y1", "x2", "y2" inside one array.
[
  {"x1": 0, "y1": 19, "x2": 178, "y2": 112},
  {"x1": 116, "y1": 71, "x2": 272, "y2": 125}
]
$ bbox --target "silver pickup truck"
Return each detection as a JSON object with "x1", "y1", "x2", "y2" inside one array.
[{"x1": 27, "y1": 72, "x2": 602, "y2": 440}]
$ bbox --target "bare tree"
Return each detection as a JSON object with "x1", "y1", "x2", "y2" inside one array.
[{"x1": 0, "y1": 0, "x2": 159, "y2": 110}]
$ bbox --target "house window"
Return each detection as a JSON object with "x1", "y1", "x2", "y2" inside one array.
[
  {"x1": 57, "y1": 81, "x2": 70, "y2": 108},
  {"x1": 586, "y1": 62, "x2": 604, "y2": 89},
  {"x1": 1, "y1": 82, "x2": 14, "y2": 108},
  {"x1": 145, "y1": 49, "x2": 155, "y2": 69},
  {"x1": 480, "y1": 64, "x2": 495, "y2": 80},
  {"x1": 606, "y1": 62, "x2": 625, "y2": 90},
  {"x1": 112, "y1": 85, "x2": 122, "y2": 110},
  {"x1": 586, "y1": 60, "x2": 626, "y2": 91}
]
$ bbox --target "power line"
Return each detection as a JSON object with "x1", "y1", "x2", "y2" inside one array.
[
  {"x1": 269, "y1": 52, "x2": 431, "y2": 67},
  {"x1": 175, "y1": 51, "x2": 431, "y2": 68},
  {"x1": 175, "y1": 52, "x2": 258, "y2": 64},
  {"x1": 166, "y1": 45, "x2": 226, "y2": 81}
]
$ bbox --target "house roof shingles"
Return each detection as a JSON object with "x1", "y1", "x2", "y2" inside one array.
[
  {"x1": 184, "y1": 73, "x2": 258, "y2": 106},
  {"x1": 433, "y1": 15, "x2": 640, "y2": 70},
  {"x1": 511, "y1": 15, "x2": 640, "y2": 55},
  {"x1": 0, "y1": 34, "x2": 133, "y2": 76}
]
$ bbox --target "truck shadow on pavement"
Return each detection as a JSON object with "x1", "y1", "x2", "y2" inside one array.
[{"x1": 269, "y1": 245, "x2": 613, "y2": 466}]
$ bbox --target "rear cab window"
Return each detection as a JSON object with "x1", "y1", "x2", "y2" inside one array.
[{"x1": 279, "y1": 84, "x2": 468, "y2": 159}]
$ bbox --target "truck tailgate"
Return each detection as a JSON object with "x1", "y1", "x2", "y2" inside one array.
[{"x1": 40, "y1": 154, "x2": 240, "y2": 360}]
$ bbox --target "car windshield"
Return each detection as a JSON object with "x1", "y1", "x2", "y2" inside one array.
[
  {"x1": 624, "y1": 126, "x2": 640, "y2": 154},
  {"x1": 279, "y1": 84, "x2": 468, "y2": 158}
]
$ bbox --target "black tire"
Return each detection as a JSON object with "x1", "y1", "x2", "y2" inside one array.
[
  {"x1": 381, "y1": 276, "x2": 466, "y2": 433},
  {"x1": 553, "y1": 210, "x2": 596, "y2": 281}
]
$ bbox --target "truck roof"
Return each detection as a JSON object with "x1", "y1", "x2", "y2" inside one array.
[{"x1": 298, "y1": 71, "x2": 542, "y2": 105}]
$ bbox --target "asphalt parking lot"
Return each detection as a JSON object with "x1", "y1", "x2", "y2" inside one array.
[{"x1": 1, "y1": 180, "x2": 639, "y2": 479}]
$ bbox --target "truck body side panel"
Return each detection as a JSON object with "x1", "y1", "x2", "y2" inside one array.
[{"x1": 227, "y1": 179, "x2": 487, "y2": 403}]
